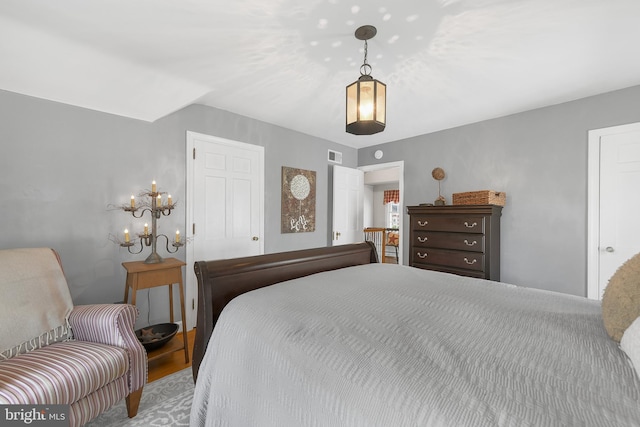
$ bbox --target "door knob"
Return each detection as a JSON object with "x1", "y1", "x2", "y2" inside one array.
[
  {"x1": 605, "y1": 246, "x2": 614, "y2": 252},
  {"x1": 252, "y1": 236, "x2": 259, "y2": 241}
]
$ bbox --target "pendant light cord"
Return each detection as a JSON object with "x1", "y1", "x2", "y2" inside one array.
[
  {"x1": 363, "y1": 39, "x2": 368, "y2": 65},
  {"x1": 360, "y1": 40, "x2": 372, "y2": 76}
]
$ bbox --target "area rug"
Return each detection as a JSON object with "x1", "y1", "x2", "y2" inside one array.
[{"x1": 86, "y1": 367, "x2": 194, "y2": 426}]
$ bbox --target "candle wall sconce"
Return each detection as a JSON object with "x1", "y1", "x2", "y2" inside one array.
[{"x1": 114, "y1": 180, "x2": 183, "y2": 264}]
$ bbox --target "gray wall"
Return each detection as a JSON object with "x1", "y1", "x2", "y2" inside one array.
[
  {"x1": 0, "y1": 90, "x2": 356, "y2": 327},
  {"x1": 3, "y1": 83, "x2": 640, "y2": 319},
  {"x1": 359, "y1": 85, "x2": 640, "y2": 297}
]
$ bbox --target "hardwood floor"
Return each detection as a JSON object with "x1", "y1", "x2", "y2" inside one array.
[{"x1": 147, "y1": 328, "x2": 196, "y2": 383}]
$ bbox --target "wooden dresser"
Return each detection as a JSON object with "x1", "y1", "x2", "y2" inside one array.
[{"x1": 407, "y1": 205, "x2": 502, "y2": 280}]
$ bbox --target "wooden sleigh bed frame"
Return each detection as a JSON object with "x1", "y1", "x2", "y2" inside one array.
[{"x1": 192, "y1": 242, "x2": 378, "y2": 380}]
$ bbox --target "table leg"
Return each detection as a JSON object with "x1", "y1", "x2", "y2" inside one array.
[
  {"x1": 130, "y1": 274, "x2": 138, "y2": 306},
  {"x1": 124, "y1": 274, "x2": 131, "y2": 304},
  {"x1": 168, "y1": 283, "x2": 175, "y2": 323},
  {"x1": 130, "y1": 287, "x2": 137, "y2": 306}
]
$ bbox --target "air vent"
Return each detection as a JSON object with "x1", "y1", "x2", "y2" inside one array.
[{"x1": 328, "y1": 149, "x2": 343, "y2": 164}]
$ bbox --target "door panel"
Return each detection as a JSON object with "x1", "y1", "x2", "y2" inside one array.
[
  {"x1": 186, "y1": 132, "x2": 264, "y2": 327},
  {"x1": 194, "y1": 138, "x2": 262, "y2": 260},
  {"x1": 332, "y1": 165, "x2": 364, "y2": 245}
]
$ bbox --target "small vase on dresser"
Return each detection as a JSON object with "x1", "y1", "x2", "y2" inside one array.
[{"x1": 407, "y1": 205, "x2": 502, "y2": 280}]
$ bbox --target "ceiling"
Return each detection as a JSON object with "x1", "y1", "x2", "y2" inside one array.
[{"x1": 1, "y1": 0, "x2": 640, "y2": 148}]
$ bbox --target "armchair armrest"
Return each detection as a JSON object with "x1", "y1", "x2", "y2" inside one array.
[{"x1": 69, "y1": 304, "x2": 147, "y2": 392}]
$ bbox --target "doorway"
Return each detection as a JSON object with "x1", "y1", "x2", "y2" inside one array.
[
  {"x1": 587, "y1": 122, "x2": 640, "y2": 299},
  {"x1": 360, "y1": 161, "x2": 404, "y2": 264}
]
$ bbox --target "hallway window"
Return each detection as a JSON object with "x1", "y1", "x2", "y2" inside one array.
[
  {"x1": 383, "y1": 189, "x2": 400, "y2": 229},
  {"x1": 387, "y1": 202, "x2": 400, "y2": 229}
]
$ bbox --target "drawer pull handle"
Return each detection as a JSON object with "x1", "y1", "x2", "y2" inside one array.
[
  {"x1": 418, "y1": 220, "x2": 429, "y2": 226},
  {"x1": 418, "y1": 236, "x2": 428, "y2": 242},
  {"x1": 463, "y1": 239, "x2": 477, "y2": 246},
  {"x1": 417, "y1": 252, "x2": 428, "y2": 259},
  {"x1": 464, "y1": 221, "x2": 477, "y2": 228},
  {"x1": 463, "y1": 257, "x2": 477, "y2": 265}
]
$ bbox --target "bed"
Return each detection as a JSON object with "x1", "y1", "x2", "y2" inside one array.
[{"x1": 190, "y1": 242, "x2": 640, "y2": 426}]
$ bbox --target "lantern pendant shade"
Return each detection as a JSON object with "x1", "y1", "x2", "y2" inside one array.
[{"x1": 346, "y1": 75, "x2": 386, "y2": 135}]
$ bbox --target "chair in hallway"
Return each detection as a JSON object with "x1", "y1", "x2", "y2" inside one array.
[{"x1": 386, "y1": 229, "x2": 399, "y2": 263}]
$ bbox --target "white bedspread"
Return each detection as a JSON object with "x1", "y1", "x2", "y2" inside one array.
[{"x1": 191, "y1": 264, "x2": 640, "y2": 426}]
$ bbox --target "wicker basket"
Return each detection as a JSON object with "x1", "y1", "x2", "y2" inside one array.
[{"x1": 452, "y1": 190, "x2": 506, "y2": 206}]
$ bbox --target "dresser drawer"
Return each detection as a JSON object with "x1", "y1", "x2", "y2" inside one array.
[
  {"x1": 412, "y1": 232, "x2": 485, "y2": 253},
  {"x1": 407, "y1": 205, "x2": 502, "y2": 281},
  {"x1": 412, "y1": 248, "x2": 484, "y2": 272},
  {"x1": 412, "y1": 216, "x2": 485, "y2": 233}
]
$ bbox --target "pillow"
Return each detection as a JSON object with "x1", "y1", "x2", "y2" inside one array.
[
  {"x1": 621, "y1": 316, "x2": 640, "y2": 376},
  {"x1": 602, "y1": 252, "x2": 640, "y2": 342}
]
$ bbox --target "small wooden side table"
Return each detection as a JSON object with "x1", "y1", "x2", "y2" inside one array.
[{"x1": 122, "y1": 257, "x2": 189, "y2": 363}]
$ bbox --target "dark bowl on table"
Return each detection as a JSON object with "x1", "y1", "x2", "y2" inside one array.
[{"x1": 135, "y1": 322, "x2": 179, "y2": 351}]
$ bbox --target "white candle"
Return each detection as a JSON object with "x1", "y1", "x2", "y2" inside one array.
[
  {"x1": 144, "y1": 223, "x2": 149, "y2": 235},
  {"x1": 151, "y1": 180, "x2": 157, "y2": 193},
  {"x1": 167, "y1": 194, "x2": 172, "y2": 206},
  {"x1": 130, "y1": 195, "x2": 135, "y2": 208},
  {"x1": 175, "y1": 230, "x2": 181, "y2": 243},
  {"x1": 124, "y1": 229, "x2": 130, "y2": 243}
]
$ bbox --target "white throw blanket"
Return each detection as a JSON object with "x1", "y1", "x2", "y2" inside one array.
[
  {"x1": 0, "y1": 248, "x2": 74, "y2": 356},
  {"x1": 191, "y1": 264, "x2": 640, "y2": 426}
]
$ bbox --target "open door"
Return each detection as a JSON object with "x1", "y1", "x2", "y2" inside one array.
[{"x1": 332, "y1": 165, "x2": 364, "y2": 245}]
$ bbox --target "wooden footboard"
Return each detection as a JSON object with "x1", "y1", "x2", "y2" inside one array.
[{"x1": 192, "y1": 241, "x2": 378, "y2": 381}]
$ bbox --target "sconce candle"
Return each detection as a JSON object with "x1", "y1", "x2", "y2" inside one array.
[
  {"x1": 151, "y1": 180, "x2": 157, "y2": 193},
  {"x1": 175, "y1": 230, "x2": 181, "y2": 243},
  {"x1": 167, "y1": 194, "x2": 172, "y2": 206},
  {"x1": 130, "y1": 195, "x2": 135, "y2": 208},
  {"x1": 157, "y1": 194, "x2": 162, "y2": 206},
  {"x1": 124, "y1": 229, "x2": 130, "y2": 243},
  {"x1": 144, "y1": 223, "x2": 149, "y2": 235}
]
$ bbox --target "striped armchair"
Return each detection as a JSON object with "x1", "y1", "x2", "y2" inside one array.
[{"x1": 0, "y1": 248, "x2": 146, "y2": 426}]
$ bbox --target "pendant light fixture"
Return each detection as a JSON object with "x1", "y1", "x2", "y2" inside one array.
[{"x1": 346, "y1": 25, "x2": 386, "y2": 135}]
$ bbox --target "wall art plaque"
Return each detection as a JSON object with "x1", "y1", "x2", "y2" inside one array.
[{"x1": 281, "y1": 166, "x2": 316, "y2": 233}]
